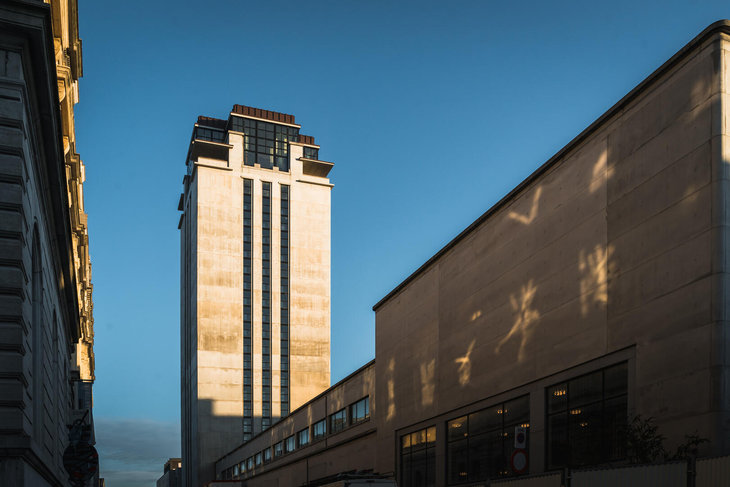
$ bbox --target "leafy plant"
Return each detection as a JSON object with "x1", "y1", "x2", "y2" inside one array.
[
  {"x1": 625, "y1": 415, "x2": 708, "y2": 464},
  {"x1": 626, "y1": 415, "x2": 666, "y2": 464},
  {"x1": 670, "y1": 434, "x2": 709, "y2": 461}
]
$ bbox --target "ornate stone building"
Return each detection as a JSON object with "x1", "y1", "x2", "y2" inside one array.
[{"x1": 0, "y1": 0, "x2": 95, "y2": 485}]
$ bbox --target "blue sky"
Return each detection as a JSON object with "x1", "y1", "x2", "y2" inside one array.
[{"x1": 75, "y1": 1, "x2": 729, "y2": 485}]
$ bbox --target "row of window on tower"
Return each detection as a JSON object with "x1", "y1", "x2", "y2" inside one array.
[
  {"x1": 400, "y1": 362, "x2": 628, "y2": 487},
  {"x1": 194, "y1": 118, "x2": 320, "y2": 173},
  {"x1": 220, "y1": 397, "x2": 370, "y2": 481},
  {"x1": 232, "y1": 116, "x2": 299, "y2": 171}
]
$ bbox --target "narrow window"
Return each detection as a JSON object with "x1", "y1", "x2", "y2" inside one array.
[
  {"x1": 242, "y1": 178, "x2": 254, "y2": 440},
  {"x1": 280, "y1": 184, "x2": 290, "y2": 417},
  {"x1": 298, "y1": 427, "x2": 310, "y2": 447},
  {"x1": 350, "y1": 397, "x2": 370, "y2": 424},
  {"x1": 303, "y1": 146, "x2": 319, "y2": 160},
  {"x1": 285, "y1": 435, "x2": 296, "y2": 453},
  {"x1": 312, "y1": 418, "x2": 326, "y2": 440},
  {"x1": 546, "y1": 362, "x2": 627, "y2": 468},
  {"x1": 401, "y1": 426, "x2": 436, "y2": 487},
  {"x1": 261, "y1": 181, "x2": 272, "y2": 429},
  {"x1": 330, "y1": 408, "x2": 347, "y2": 433}
]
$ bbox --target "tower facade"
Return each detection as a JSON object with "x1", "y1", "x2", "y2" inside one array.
[{"x1": 179, "y1": 105, "x2": 332, "y2": 486}]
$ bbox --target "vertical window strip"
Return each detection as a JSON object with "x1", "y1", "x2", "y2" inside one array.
[
  {"x1": 280, "y1": 185, "x2": 290, "y2": 417},
  {"x1": 243, "y1": 179, "x2": 253, "y2": 441},
  {"x1": 238, "y1": 116, "x2": 298, "y2": 172},
  {"x1": 262, "y1": 182, "x2": 272, "y2": 429}
]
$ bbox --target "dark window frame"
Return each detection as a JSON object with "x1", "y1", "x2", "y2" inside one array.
[
  {"x1": 545, "y1": 362, "x2": 628, "y2": 469},
  {"x1": 312, "y1": 418, "x2": 326, "y2": 440},
  {"x1": 400, "y1": 426, "x2": 436, "y2": 487},
  {"x1": 330, "y1": 408, "x2": 347, "y2": 434},
  {"x1": 350, "y1": 396, "x2": 370, "y2": 425},
  {"x1": 303, "y1": 146, "x2": 319, "y2": 160},
  {"x1": 285, "y1": 435, "x2": 296, "y2": 454},
  {"x1": 446, "y1": 395, "x2": 530, "y2": 484},
  {"x1": 298, "y1": 427, "x2": 310, "y2": 447},
  {"x1": 233, "y1": 115, "x2": 299, "y2": 171}
]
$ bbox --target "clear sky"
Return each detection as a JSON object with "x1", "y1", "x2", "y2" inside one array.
[{"x1": 75, "y1": 1, "x2": 729, "y2": 485}]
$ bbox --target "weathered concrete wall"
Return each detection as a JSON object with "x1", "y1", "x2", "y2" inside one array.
[
  {"x1": 290, "y1": 142, "x2": 332, "y2": 411},
  {"x1": 193, "y1": 161, "x2": 245, "y2": 486},
  {"x1": 374, "y1": 24, "x2": 730, "y2": 480},
  {"x1": 181, "y1": 122, "x2": 332, "y2": 486}
]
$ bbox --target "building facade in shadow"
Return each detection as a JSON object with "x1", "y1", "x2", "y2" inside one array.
[{"x1": 0, "y1": 0, "x2": 96, "y2": 486}]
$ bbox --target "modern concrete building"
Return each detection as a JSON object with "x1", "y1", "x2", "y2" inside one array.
[
  {"x1": 213, "y1": 20, "x2": 730, "y2": 487},
  {"x1": 0, "y1": 0, "x2": 96, "y2": 485},
  {"x1": 179, "y1": 105, "x2": 333, "y2": 486}
]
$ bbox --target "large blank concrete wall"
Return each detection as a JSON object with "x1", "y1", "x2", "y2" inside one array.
[
  {"x1": 374, "y1": 26, "x2": 730, "y2": 477},
  {"x1": 192, "y1": 162, "x2": 245, "y2": 487},
  {"x1": 290, "y1": 147, "x2": 332, "y2": 410}
]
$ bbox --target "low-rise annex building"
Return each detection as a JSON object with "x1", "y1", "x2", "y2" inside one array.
[
  {"x1": 213, "y1": 20, "x2": 730, "y2": 487},
  {"x1": 216, "y1": 361, "x2": 375, "y2": 485}
]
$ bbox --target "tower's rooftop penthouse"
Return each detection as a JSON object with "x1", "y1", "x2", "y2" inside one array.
[
  {"x1": 191, "y1": 104, "x2": 316, "y2": 146},
  {"x1": 185, "y1": 104, "x2": 327, "y2": 177}
]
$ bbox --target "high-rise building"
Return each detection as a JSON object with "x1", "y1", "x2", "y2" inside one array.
[{"x1": 179, "y1": 105, "x2": 332, "y2": 486}]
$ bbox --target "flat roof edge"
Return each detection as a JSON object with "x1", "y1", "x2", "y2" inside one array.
[{"x1": 372, "y1": 19, "x2": 730, "y2": 312}]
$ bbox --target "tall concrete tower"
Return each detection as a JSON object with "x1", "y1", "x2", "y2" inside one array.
[{"x1": 179, "y1": 105, "x2": 332, "y2": 486}]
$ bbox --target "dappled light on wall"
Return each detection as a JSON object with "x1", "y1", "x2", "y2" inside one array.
[
  {"x1": 508, "y1": 187, "x2": 542, "y2": 225},
  {"x1": 579, "y1": 244, "x2": 611, "y2": 317},
  {"x1": 455, "y1": 339, "x2": 475, "y2": 387},
  {"x1": 386, "y1": 357, "x2": 396, "y2": 421},
  {"x1": 420, "y1": 358, "x2": 435, "y2": 407},
  {"x1": 495, "y1": 279, "x2": 540, "y2": 362},
  {"x1": 589, "y1": 149, "x2": 610, "y2": 194}
]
